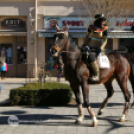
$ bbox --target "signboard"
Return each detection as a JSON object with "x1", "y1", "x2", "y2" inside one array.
[
  {"x1": 107, "y1": 18, "x2": 134, "y2": 31},
  {"x1": 45, "y1": 17, "x2": 134, "y2": 31},
  {"x1": 45, "y1": 17, "x2": 93, "y2": 29},
  {"x1": 1, "y1": 18, "x2": 26, "y2": 29}
]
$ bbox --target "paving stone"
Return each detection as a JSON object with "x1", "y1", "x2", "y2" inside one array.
[{"x1": 0, "y1": 80, "x2": 134, "y2": 134}]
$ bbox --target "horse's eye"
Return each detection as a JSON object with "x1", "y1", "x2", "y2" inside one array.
[{"x1": 58, "y1": 34, "x2": 64, "y2": 39}]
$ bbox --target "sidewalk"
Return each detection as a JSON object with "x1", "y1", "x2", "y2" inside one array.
[
  {"x1": 0, "y1": 78, "x2": 134, "y2": 134},
  {"x1": 0, "y1": 77, "x2": 67, "y2": 84}
]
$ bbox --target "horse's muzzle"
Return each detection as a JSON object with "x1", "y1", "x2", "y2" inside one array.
[{"x1": 50, "y1": 48, "x2": 59, "y2": 57}]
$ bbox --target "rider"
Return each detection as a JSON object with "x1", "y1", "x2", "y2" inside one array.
[{"x1": 82, "y1": 14, "x2": 108, "y2": 81}]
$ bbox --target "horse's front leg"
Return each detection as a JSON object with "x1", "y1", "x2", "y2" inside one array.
[
  {"x1": 70, "y1": 83, "x2": 84, "y2": 124},
  {"x1": 81, "y1": 81, "x2": 98, "y2": 127}
]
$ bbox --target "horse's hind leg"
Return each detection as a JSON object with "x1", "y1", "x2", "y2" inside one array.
[
  {"x1": 70, "y1": 83, "x2": 84, "y2": 124},
  {"x1": 129, "y1": 74, "x2": 134, "y2": 107},
  {"x1": 98, "y1": 77, "x2": 114, "y2": 115},
  {"x1": 116, "y1": 74, "x2": 131, "y2": 122}
]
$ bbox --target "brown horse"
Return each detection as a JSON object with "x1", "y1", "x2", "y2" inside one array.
[{"x1": 51, "y1": 24, "x2": 131, "y2": 127}]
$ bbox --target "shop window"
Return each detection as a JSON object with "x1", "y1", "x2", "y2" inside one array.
[
  {"x1": 0, "y1": 44, "x2": 13, "y2": 64},
  {"x1": 120, "y1": 39, "x2": 134, "y2": 50},
  {"x1": 17, "y1": 46, "x2": 27, "y2": 64},
  {"x1": 46, "y1": 41, "x2": 57, "y2": 70}
]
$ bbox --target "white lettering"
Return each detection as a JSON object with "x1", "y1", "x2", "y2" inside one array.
[
  {"x1": 10, "y1": 20, "x2": 13, "y2": 25},
  {"x1": 6, "y1": 20, "x2": 9, "y2": 25},
  {"x1": 17, "y1": 20, "x2": 20, "y2": 25}
]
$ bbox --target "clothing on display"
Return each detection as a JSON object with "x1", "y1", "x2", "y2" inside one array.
[
  {"x1": 7, "y1": 47, "x2": 12, "y2": 57},
  {"x1": 6, "y1": 47, "x2": 12, "y2": 64},
  {"x1": 7, "y1": 57, "x2": 12, "y2": 64},
  {"x1": 1, "y1": 48, "x2": 6, "y2": 57}
]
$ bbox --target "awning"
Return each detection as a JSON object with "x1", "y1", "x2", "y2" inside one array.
[
  {"x1": 38, "y1": 29, "x2": 134, "y2": 38},
  {"x1": 108, "y1": 32, "x2": 134, "y2": 38},
  {"x1": 0, "y1": 32, "x2": 27, "y2": 36}
]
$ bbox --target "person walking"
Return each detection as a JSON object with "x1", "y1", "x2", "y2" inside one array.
[
  {"x1": 55, "y1": 58, "x2": 64, "y2": 82},
  {"x1": 1, "y1": 62, "x2": 7, "y2": 79}
]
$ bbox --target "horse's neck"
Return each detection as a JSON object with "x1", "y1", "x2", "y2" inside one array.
[{"x1": 62, "y1": 40, "x2": 81, "y2": 64}]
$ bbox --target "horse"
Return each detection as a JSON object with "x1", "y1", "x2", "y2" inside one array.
[{"x1": 50, "y1": 24, "x2": 131, "y2": 127}]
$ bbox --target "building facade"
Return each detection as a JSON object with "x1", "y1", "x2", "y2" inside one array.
[{"x1": 0, "y1": 0, "x2": 134, "y2": 77}]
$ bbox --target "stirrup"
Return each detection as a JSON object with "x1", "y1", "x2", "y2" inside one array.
[{"x1": 89, "y1": 75, "x2": 100, "y2": 81}]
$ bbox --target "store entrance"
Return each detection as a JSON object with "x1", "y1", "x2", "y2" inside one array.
[{"x1": 16, "y1": 46, "x2": 27, "y2": 77}]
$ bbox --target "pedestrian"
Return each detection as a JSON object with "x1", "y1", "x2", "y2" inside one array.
[
  {"x1": 0, "y1": 84, "x2": 1, "y2": 94},
  {"x1": 55, "y1": 62, "x2": 64, "y2": 82},
  {"x1": 1, "y1": 61, "x2": 7, "y2": 79}
]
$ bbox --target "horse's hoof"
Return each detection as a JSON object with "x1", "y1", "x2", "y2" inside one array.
[
  {"x1": 98, "y1": 111, "x2": 103, "y2": 115},
  {"x1": 131, "y1": 102, "x2": 134, "y2": 108},
  {"x1": 75, "y1": 120, "x2": 82, "y2": 124},
  {"x1": 98, "y1": 109, "x2": 103, "y2": 115},
  {"x1": 119, "y1": 119, "x2": 125, "y2": 122},
  {"x1": 92, "y1": 121, "x2": 98, "y2": 127}
]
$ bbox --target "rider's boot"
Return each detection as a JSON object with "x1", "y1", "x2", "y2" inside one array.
[{"x1": 89, "y1": 61, "x2": 100, "y2": 81}]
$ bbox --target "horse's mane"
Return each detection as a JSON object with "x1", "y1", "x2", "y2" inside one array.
[{"x1": 68, "y1": 34, "x2": 80, "y2": 52}]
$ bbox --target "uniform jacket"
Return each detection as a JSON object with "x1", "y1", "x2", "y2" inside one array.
[{"x1": 84, "y1": 24, "x2": 108, "y2": 51}]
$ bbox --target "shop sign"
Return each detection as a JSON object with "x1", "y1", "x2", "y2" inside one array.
[
  {"x1": 1, "y1": 18, "x2": 26, "y2": 29},
  {"x1": 45, "y1": 17, "x2": 92, "y2": 29},
  {"x1": 45, "y1": 17, "x2": 134, "y2": 31},
  {"x1": 107, "y1": 18, "x2": 134, "y2": 31}
]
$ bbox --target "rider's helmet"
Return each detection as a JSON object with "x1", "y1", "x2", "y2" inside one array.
[{"x1": 94, "y1": 14, "x2": 107, "y2": 29}]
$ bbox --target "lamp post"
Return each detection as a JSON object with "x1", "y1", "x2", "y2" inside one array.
[{"x1": 34, "y1": 0, "x2": 37, "y2": 78}]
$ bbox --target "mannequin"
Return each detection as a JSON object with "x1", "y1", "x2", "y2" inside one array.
[
  {"x1": 1, "y1": 47, "x2": 6, "y2": 57},
  {"x1": 1, "y1": 47, "x2": 6, "y2": 63},
  {"x1": 6, "y1": 47, "x2": 12, "y2": 64}
]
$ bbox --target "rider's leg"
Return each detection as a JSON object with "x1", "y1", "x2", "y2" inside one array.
[{"x1": 88, "y1": 54, "x2": 100, "y2": 81}]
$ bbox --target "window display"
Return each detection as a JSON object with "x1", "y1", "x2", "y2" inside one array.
[
  {"x1": 7, "y1": 47, "x2": 12, "y2": 64},
  {"x1": 0, "y1": 44, "x2": 13, "y2": 64},
  {"x1": 17, "y1": 46, "x2": 27, "y2": 64},
  {"x1": 120, "y1": 39, "x2": 134, "y2": 50},
  {"x1": 47, "y1": 42, "x2": 57, "y2": 70}
]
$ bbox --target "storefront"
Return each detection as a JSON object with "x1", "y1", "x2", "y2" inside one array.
[
  {"x1": 37, "y1": 17, "x2": 133, "y2": 74},
  {"x1": 0, "y1": 0, "x2": 134, "y2": 78},
  {"x1": 0, "y1": 17, "x2": 27, "y2": 77}
]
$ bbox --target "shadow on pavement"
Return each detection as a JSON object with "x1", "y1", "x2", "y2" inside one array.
[{"x1": 0, "y1": 112, "x2": 133, "y2": 133}]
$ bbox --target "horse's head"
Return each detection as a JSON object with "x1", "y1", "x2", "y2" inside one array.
[{"x1": 50, "y1": 24, "x2": 69, "y2": 57}]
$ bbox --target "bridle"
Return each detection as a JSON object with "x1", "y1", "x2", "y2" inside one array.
[{"x1": 54, "y1": 32, "x2": 69, "y2": 52}]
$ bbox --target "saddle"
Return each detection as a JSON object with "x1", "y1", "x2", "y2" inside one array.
[{"x1": 97, "y1": 54, "x2": 110, "y2": 69}]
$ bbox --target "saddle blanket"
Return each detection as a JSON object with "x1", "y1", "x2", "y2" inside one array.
[{"x1": 97, "y1": 55, "x2": 110, "y2": 69}]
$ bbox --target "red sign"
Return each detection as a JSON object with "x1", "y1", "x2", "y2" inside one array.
[
  {"x1": 116, "y1": 19, "x2": 134, "y2": 26},
  {"x1": 50, "y1": 20, "x2": 58, "y2": 27},
  {"x1": 62, "y1": 20, "x2": 85, "y2": 26}
]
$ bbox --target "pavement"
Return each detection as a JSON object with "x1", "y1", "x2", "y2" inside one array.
[{"x1": 0, "y1": 78, "x2": 134, "y2": 134}]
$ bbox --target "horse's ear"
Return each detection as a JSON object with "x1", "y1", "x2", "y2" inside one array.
[
  {"x1": 64, "y1": 24, "x2": 69, "y2": 31},
  {"x1": 56, "y1": 24, "x2": 60, "y2": 31}
]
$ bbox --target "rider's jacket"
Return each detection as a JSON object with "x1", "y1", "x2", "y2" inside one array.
[{"x1": 84, "y1": 24, "x2": 108, "y2": 51}]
